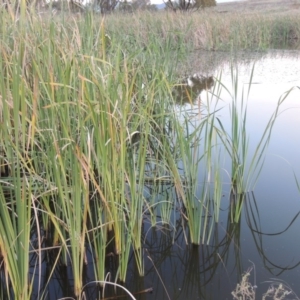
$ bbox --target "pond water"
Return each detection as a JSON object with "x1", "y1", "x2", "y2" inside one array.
[
  {"x1": 35, "y1": 50, "x2": 300, "y2": 300},
  {"x1": 124, "y1": 50, "x2": 300, "y2": 300}
]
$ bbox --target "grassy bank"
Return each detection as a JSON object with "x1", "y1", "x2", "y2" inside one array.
[
  {"x1": 103, "y1": 8, "x2": 300, "y2": 51},
  {"x1": 0, "y1": 5, "x2": 298, "y2": 299}
]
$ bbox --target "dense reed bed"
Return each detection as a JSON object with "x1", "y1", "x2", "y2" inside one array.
[
  {"x1": 0, "y1": 5, "x2": 299, "y2": 299},
  {"x1": 103, "y1": 8, "x2": 300, "y2": 51}
]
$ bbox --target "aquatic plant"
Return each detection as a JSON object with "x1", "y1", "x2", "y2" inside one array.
[
  {"x1": 0, "y1": 3, "x2": 299, "y2": 298},
  {"x1": 214, "y1": 65, "x2": 296, "y2": 222},
  {"x1": 232, "y1": 267, "x2": 300, "y2": 300},
  {"x1": 0, "y1": 44, "x2": 37, "y2": 300},
  {"x1": 103, "y1": 8, "x2": 300, "y2": 52}
]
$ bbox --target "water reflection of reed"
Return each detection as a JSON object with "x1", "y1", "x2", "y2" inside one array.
[
  {"x1": 172, "y1": 75, "x2": 215, "y2": 105},
  {"x1": 244, "y1": 192, "x2": 300, "y2": 276},
  {"x1": 123, "y1": 214, "x2": 244, "y2": 300},
  {"x1": 35, "y1": 191, "x2": 300, "y2": 299}
]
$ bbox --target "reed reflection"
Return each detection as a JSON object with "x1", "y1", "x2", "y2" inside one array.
[
  {"x1": 244, "y1": 192, "x2": 300, "y2": 276},
  {"x1": 173, "y1": 75, "x2": 215, "y2": 105},
  {"x1": 124, "y1": 215, "x2": 244, "y2": 300}
]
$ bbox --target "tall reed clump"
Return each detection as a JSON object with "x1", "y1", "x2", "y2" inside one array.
[
  {"x1": 0, "y1": 2, "x2": 42, "y2": 299},
  {"x1": 0, "y1": 6, "x2": 194, "y2": 298},
  {"x1": 1, "y1": 3, "x2": 298, "y2": 298},
  {"x1": 169, "y1": 108, "x2": 214, "y2": 245},
  {"x1": 215, "y1": 66, "x2": 296, "y2": 222}
]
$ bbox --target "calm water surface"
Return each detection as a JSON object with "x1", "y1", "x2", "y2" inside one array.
[
  {"x1": 124, "y1": 50, "x2": 300, "y2": 300},
  {"x1": 42, "y1": 50, "x2": 300, "y2": 299}
]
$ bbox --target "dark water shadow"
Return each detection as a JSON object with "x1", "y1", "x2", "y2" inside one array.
[
  {"x1": 172, "y1": 75, "x2": 215, "y2": 105},
  {"x1": 3, "y1": 189, "x2": 300, "y2": 299}
]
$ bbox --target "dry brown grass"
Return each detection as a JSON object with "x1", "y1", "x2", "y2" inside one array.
[
  {"x1": 232, "y1": 268, "x2": 257, "y2": 300},
  {"x1": 232, "y1": 268, "x2": 300, "y2": 300},
  {"x1": 103, "y1": 7, "x2": 300, "y2": 52},
  {"x1": 28, "y1": 0, "x2": 300, "y2": 51},
  {"x1": 216, "y1": 0, "x2": 300, "y2": 14}
]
